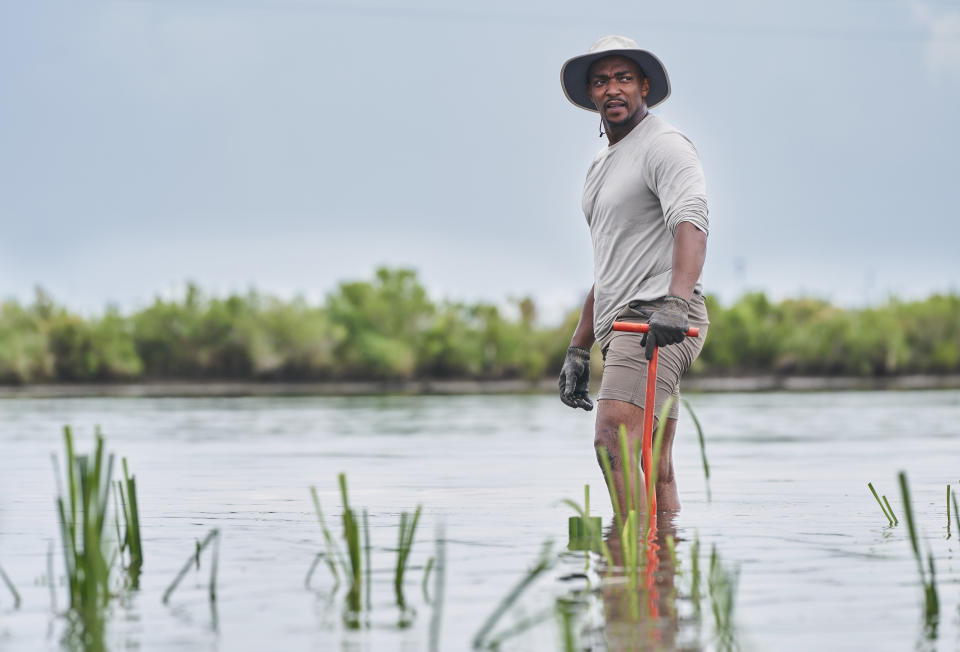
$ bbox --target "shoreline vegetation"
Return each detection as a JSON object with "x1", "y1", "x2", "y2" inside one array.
[{"x1": 2, "y1": 267, "x2": 958, "y2": 391}]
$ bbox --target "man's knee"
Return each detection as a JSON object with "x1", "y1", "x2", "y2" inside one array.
[{"x1": 593, "y1": 422, "x2": 622, "y2": 470}]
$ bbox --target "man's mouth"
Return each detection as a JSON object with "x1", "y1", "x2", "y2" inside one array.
[{"x1": 605, "y1": 100, "x2": 627, "y2": 111}]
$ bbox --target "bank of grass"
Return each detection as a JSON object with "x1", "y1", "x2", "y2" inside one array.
[{"x1": 2, "y1": 268, "x2": 958, "y2": 384}]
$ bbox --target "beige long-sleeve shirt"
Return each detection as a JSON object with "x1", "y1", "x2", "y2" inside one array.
[{"x1": 582, "y1": 114, "x2": 709, "y2": 341}]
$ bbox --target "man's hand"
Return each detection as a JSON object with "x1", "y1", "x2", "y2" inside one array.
[
  {"x1": 640, "y1": 296, "x2": 690, "y2": 360},
  {"x1": 559, "y1": 346, "x2": 594, "y2": 410}
]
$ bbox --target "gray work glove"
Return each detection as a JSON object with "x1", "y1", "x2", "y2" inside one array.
[
  {"x1": 640, "y1": 296, "x2": 690, "y2": 361},
  {"x1": 559, "y1": 346, "x2": 593, "y2": 411}
]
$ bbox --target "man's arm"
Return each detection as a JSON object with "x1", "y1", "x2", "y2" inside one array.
[
  {"x1": 668, "y1": 222, "x2": 707, "y2": 301},
  {"x1": 570, "y1": 285, "x2": 596, "y2": 348}
]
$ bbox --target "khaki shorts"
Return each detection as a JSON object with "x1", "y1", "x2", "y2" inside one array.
[{"x1": 597, "y1": 293, "x2": 709, "y2": 420}]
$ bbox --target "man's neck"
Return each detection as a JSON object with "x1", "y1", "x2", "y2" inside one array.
[{"x1": 605, "y1": 106, "x2": 649, "y2": 146}]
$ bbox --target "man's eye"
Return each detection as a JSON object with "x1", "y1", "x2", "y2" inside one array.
[
  {"x1": 592, "y1": 79, "x2": 606, "y2": 87},
  {"x1": 618, "y1": 75, "x2": 632, "y2": 82}
]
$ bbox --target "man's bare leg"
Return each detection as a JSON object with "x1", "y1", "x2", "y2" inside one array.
[{"x1": 594, "y1": 398, "x2": 681, "y2": 515}]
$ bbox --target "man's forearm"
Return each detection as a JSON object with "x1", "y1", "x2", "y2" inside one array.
[
  {"x1": 668, "y1": 222, "x2": 707, "y2": 301},
  {"x1": 570, "y1": 285, "x2": 596, "y2": 349}
]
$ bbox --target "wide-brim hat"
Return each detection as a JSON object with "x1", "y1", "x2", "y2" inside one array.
[{"x1": 561, "y1": 35, "x2": 671, "y2": 112}]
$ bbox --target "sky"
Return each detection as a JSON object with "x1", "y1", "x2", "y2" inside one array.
[{"x1": 1, "y1": 0, "x2": 958, "y2": 324}]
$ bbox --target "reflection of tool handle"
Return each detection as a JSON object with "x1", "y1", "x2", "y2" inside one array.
[
  {"x1": 610, "y1": 322, "x2": 699, "y2": 528},
  {"x1": 611, "y1": 322, "x2": 699, "y2": 338}
]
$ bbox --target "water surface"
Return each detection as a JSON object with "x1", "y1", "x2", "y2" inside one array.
[{"x1": 1, "y1": 391, "x2": 958, "y2": 650}]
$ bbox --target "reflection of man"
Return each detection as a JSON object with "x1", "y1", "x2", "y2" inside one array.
[{"x1": 558, "y1": 36, "x2": 709, "y2": 513}]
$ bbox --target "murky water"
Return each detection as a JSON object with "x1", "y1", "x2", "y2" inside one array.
[{"x1": 0, "y1": 390, "x2": 958, "y2": 651}]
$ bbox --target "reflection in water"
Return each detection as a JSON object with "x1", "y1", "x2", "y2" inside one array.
[{"x1": 564, "y1": 514, "x2": 741, "y2": 652}]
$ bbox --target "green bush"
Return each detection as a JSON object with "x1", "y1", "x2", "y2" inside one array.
[{"x1": 0, "y1": 272, "x2": 958, "y2": 383}]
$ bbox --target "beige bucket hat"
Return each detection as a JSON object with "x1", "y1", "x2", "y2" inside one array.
[{"x1": 561, "y1": 35, "x2": 671, "y2": 112}]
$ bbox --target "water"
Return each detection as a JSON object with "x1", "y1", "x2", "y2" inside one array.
[{"x1": 0, "y1": 390, "x2": 958, "y2": 650}]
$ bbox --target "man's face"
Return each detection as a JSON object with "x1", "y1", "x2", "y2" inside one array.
[{"x1": 587, "y1": 56, "x2": 649, "y2": 126}]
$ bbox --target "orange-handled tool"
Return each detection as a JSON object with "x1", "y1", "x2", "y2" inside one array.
[
  {"x1": 610, "y1": 321, "x2": 699, "y2": 529},
  {"x1": 610, "y1": 322, "x2": 699, "y2": 338}
]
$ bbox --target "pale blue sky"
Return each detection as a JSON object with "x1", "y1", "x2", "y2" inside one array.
[{"x1": 1, "y1": 0, "x2": 958, "y2": 322}]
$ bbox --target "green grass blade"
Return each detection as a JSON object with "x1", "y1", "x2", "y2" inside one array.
[
  {"x1": 363, "y1": 509, "x2": 371, "y2": 612},
  {"x1": 952, "y1": 492, "x2": 960, "y2": 542},
  {"x1": 429, "y1": 525, "x2": 445, "y2": 652},
  {"x1": 0, "y1": 563, "x2": 21, "y2": 609},
  {"x1": 618, "y1": 424, "x2": 633, "y2": 517},
  {"x1": 680, "y1": 398, "x2": 711, "y2": 502},
  {"x1": 310, "y1": 486, "x2": 349, "y2": 580},
  {"x1": 472, "y1": 541, "x2": 555, "y2": 649},
  {"x1": 897, "y1": 471, "x2": 924, "y2": 577},
  {"x1": 867, "y1": 482, "x2": 894, "y2": 525},
  {"x1": 162, "y1": 528, "x2": 219, "y2": 604},
  {"x1": 422, "y1": 556, "x2": 435, "y2": 603},
  {"x1": 882, "y1": 496, "x2": 898, "y2": 525},
  {"x1": 208, "y1": 530, "x2": 220, "y2": 602},
  {"x1": 597, "y1": 446, "x2": 623, "y2": 537},
  {"x1": 947, "y1": 485, "x2": 951, "y2": 538},
  {"x1": 558, "y1": 499, "x2": 586, "y2": 519}
]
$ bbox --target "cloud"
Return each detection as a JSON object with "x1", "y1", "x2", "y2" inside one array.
[{"x1": 912, "y1": 1, "x2": 960, "y2": 80}]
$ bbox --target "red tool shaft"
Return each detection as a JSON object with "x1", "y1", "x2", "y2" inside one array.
[{"x1": 643, "y1": 346, "x2": 658, "y2": 523}]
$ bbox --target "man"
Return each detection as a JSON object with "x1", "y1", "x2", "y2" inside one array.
[{"x1": 558, "y1": 35, "x2": 709, "y2": 514}]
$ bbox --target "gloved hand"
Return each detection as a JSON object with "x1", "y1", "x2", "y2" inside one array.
[
  {"x1": 640, "y1": 296, "x2": 690, "y2": 360},
  {"x1": 559, "y1": 346, "x2": 593, "y2": 411}
]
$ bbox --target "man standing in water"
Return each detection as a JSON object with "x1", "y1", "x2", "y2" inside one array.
[{"x1": 558, "y1": 36, "x2": 709, "y2": 514}]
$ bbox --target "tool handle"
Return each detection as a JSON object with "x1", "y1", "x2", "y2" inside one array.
[{"x1": 612, "y1": 322, "x2": 700, "y2": 338}]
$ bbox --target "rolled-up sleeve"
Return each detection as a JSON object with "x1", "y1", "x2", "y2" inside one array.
[{"x1": 647, "y1": 132, "x2": 709, "y2": 236}]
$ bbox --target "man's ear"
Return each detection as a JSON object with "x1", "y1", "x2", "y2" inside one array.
[{"x1": 640, "y1": 77, "x2": 650, "y2": 98}]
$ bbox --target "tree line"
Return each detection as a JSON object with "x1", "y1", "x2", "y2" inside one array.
[{"x1": 1, "y1": 267, "x2": 957, "y2": 384}]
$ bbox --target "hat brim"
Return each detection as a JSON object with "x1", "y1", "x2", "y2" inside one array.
[{"x1": 561, "y1": 49, "x2": 671, "y2": 112}]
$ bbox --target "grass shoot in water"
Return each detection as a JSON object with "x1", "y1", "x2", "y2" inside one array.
[
  {"x1": 690, "y1": 533, "x2": 702, "y2": 618},
  {"x1": 394, "y1": 503, "x2": 422, "y2": 616},
  {"x1": 680, "y1": 397, "x2": 711, "y2": 502},
  {"x1": 882, "y1": 495, "x2": 898, "y2": 525},
  {"x1": 338, "y1": 473, "x2": 363, "y2": 621},
  {"x1": 897, "y1": 471, "x2": 938, "y2": 639},
  {"x1": 161, "y1": 528, "x2": 220, "y2": 604},
  {"x1": 428, "y1": 524, "x2": 445, "y2": 652},
  {"x1": 868, "y1": 482, "x2": 895, "y2": 526},
  {"x1": 708, "y1": 544, "x2": 740, "y2": 652},
  {"x1": 0, "y1": 562, "x2": 21, "y2": 609},
  {"x1": 471, "y1": 540, "x2": 555, "y2": 650},
  {"x1": 115, "y1": 457, "x2": 143, "y2": 585},
  {"x1": 952, "y1": 488, "x2": 960, "y2": 542},
  {"x1": 53, "y1": 426, "x2": 115, "y2": 647}
]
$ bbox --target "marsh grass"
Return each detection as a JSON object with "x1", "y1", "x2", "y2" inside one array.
[
  {"x1": 707, "y1": 544, "x2": 740, "y2": 652},
  {"x1": 308, "y1": 485, "x2": 345, "y2": 591},
  {"x1": 428, "y1": 525, "x2": 445, "y2": 652},
  {"x1": 561, "y1": 485, "x2": 610, "y2": 564},
  {"x1": 0, "y1": 562, "x2": 21, "y2": 609},
  {"x1": 161, "y1": 528, "x2": 220, "y2": 605},
  {"x1": 471, "y1": 540, "x2": 555, "y2": 650},
  {"x1": 690, "y1": 534, "x2": 702, "y2": 618},
  {"x1": 868, "y1": 482, "x2": 896, "y2": 526},
  {"x1": 53, "y1": 426, "x2": 115, "y2": 646},
  {"x1": 115, "y1": 458, "x2": 143, "y2": 585},
  {"x1": 680, "y1": 397, "x2": 711, "y2": 502},
  {"x1": 394, "y1": 503, "x2": 422, "y2": 617},
  {"x1": 951, "y1": 489, "x2": 960, "y2": 542},
  {"x1": 337, "y1": 474, "x2": 363, "y2": 619},
  {"x1": 897, "y1": 471, "x2": 938, "y2": 638}
]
